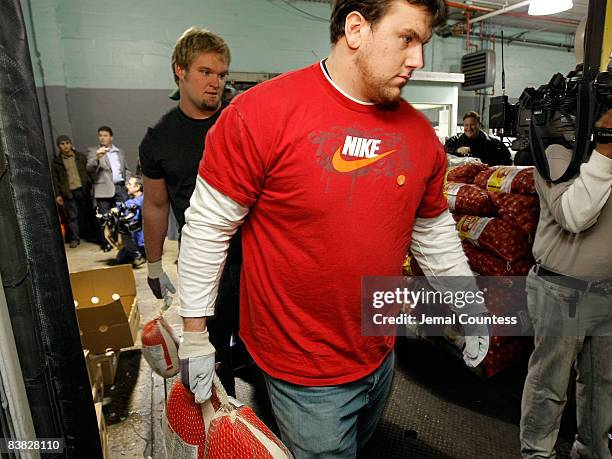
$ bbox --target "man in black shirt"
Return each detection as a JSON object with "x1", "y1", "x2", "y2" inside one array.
[
  {"x1": 445, "y1": 111, "x2": 512, "y2": 166},
  {"x1": 139, "y1": 27, "x2": 242, "y2": 396}
]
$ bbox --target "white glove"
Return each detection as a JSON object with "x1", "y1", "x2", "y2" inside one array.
[
  {"x1": 178, "y1": 330, "x2": 216, "y2": 403},
  {"x1": 462, "y1": 314, "x2": 490, "y2": 367},
  {"x1": 147, "y1": 260, "x2": 176, "y2": 309}
]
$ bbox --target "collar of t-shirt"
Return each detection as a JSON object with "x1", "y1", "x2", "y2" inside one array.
[
  {"x1": 317, "y1": 59, "x2": 388, "y2": 115},
  {"x1": 320, "y1": 59, "x2": 375, "y2": 107},
  {"x1": 177, "y1": 104, "x2": 224, "y2": 126},
  {"x1": 105, "y1": 145, "x2": 124, "y2": 184}
]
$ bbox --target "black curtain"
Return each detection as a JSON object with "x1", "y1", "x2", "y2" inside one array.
[{"x1": 0, "y1": 1, "x2": 102, "y2": 457}]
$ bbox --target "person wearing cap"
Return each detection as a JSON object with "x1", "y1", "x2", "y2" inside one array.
[
  {"x1": 139, "y1": 27, "x2": 244, "y2": 397},
  {"x1": 51, "y1": 135, "x2": 94, "y2": 248}
]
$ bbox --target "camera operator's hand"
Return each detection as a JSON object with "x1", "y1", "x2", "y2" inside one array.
[
  {"x1": 595, "y1": 109, "x2": 612, "y2": 158},
  {"x1": 147, "y1": 259, "x2": 176, "y2": 308},
  {"x1": 462, "y1": 314, "x2": 490, "y2": 367},
  {"x1": 96, "y1": 146, "x2": 109, "y2": 160},
  {"x1": 179, "y1": 330, "x2": 216, "y2": 403},
  {"x1": 456, "y1": 146, "x2": 471, "y2": 157}
]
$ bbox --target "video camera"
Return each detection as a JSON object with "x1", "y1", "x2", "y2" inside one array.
[
  {"x1": 96, "y1": 202, "x2": 141, "y2": 249},
  {"x1": 489, "y1": 58, "x2": 612, "y2": 176}
]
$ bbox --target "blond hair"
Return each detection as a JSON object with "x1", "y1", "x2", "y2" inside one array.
[{"x1": 171, "y1": 27, "x2": 230, "y2": 84}]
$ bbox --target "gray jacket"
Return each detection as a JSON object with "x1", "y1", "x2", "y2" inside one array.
[{"x1": 86, "y1": 145, "x2": 131, "y2": 198}]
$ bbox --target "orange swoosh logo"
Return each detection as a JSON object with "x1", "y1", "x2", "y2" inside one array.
[{"x1": 332, "y1": 147, "x2": 398, "y2": 173}]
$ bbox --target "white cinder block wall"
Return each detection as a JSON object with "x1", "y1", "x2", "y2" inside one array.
[{"x1": 21, "y1": 0, "x2": 576, "y2": 164}]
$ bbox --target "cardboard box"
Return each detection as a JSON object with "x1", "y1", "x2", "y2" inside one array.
[
  {"x1": 83, "y1": 350, "x2": 105, "y2": 402},
  {"x1": 90, "y1": 351, "x2": 119, "y2": 386},
  {"x1": 95, "y1": 402, "x2": 109, "y2": 458},
  {"x1": 70, "y1": 265, "x2": 140, "y2": 354}
]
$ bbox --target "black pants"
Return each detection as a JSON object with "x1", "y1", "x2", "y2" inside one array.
[
  {"x1": 63, "y1": 187, "x2": 86, "y2": 243},
  {"x1": 116, "y1": 232, "x2": 144, "y2": 263},
  {"x1": 96, "y1": 184, "x2": 128, "y2": 248},
  {"x1": 207, "y1": 262, "x2": 241, "y2": 397}
]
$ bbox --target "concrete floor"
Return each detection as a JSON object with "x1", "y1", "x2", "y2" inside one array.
[
  {"x1": 65, "y1": 240, "x2": 582, "y2": 459},
  {"x1": 66, "y1": 239, "x2": 182, "y2": 459}
]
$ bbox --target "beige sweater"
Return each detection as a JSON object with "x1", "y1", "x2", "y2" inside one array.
[{"x1": 532, "y1": 145, "x2": 612, "y2": 278}]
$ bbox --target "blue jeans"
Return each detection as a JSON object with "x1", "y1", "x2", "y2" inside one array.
[{"x1": 263, "y1": 351, "x2": 394, "y2": 459}]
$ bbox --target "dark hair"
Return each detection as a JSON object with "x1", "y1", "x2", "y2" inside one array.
[
  {"x1": 98, "y1": 125, "x2": 113, "y2": 136},
  {"x1": 463, "y1": 111, "x2": 481, "y2": 123},
  {"x1": 329, "y1": 0, "x2": 447, "y2": 44}
]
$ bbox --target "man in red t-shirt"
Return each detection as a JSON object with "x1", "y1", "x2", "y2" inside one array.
[{"x1": 177, "y1": 0, "x2": 489, "y2": 456}]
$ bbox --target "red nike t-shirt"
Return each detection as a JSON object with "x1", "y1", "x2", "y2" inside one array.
[{"x1": 199, "y1": 62, "x2": 448, "y2": 385}]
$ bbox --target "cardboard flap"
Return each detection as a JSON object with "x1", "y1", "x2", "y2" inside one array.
[
  {"x1": 70, "y1": 265, "x2": 136, "y2": 305},
  {"x1": 77, "y1": 300, "x2": 134, "y2": 353},
  {"x1": 71, "y1": 266, "x2": 139, "y2": 354}
]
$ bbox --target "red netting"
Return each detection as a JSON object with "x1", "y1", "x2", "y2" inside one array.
[
  {"x1": 166, "y1": 379, "x2": 292, "y2": 459},
  {"x1": 490, "y1": 193, "x2": 540, "y2": 237},
  {"x1": 462, "y1": 242, "x2": 534, "y2": 276},
  {"x1": 454, "y1": 215, "x2": 531, "y2": 262},
  {"x1": 445, "y1": 183, "x2": 496, "y2": 216},
  {"x1": 204, "y1": 406, "x2": 291, "y2": 458},
  {"x1": 474, "y1": 166, "x2": 536, "y2": 195},
  {"x1": 141, "y1": 316, "x2": 180, "y2": 378},
  {"x1": 446, "y1": 163, "x2": 489, "y2": 184},
  {"x1": 166, "y1": 381, "x2": 207, "y2": 458}
]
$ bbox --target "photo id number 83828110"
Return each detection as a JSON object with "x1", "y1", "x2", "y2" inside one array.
[{"x1": 0, "y1": 438, "x2": 64, "y2": 453}]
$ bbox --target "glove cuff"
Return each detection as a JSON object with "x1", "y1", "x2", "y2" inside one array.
[
  {"x1": 147, "y1": 260, "x2": 164, "y2": 279},
  {"x1": 179, "y1": 330, "x2": 216, "y2": 358}
]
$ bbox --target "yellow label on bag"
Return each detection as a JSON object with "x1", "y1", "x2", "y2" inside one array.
[
  {"x1": 403, "y1": 254, "x2": 414, "y2": 276},
  {"x1": 486, "y1": 166, "x2": 532, "y2": 193},
  {"x1": 456, "y1": 215, "x2": 492, "y2": 243}
]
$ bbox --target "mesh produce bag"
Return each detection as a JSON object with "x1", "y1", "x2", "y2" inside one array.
[
  {"x1": 454, "y1": 215, "x2": 531, "y2": 263},
  {"x1": 474, "y1": 166, "x2": 536, "y2": 195},
  {"x1": 164, "y1": 376, "x2": 293, "y2": 458},
  {"x1": 490, "y1": 193, "x2": 540, "y2": 237},
  {"x1": 462, "y1": 242, "x2": 534, "y2": 276},
  {"x1": 444, "y1": 183, "x2": 496, "y2": 216},
  {"x1": 445, "y1": 162, "x2": 489, "y2": 184},
  {"x1": 141, "y1": 315, "x2": 180, "y2": 378}
]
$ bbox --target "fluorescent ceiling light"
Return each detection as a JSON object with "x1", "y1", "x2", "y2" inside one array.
[
  {"x1": 528, "y1": 0, "x2": 573, "y2": 16},
  {"x1": 413, "y1": 104, "x2": 446, "y2": 110}
]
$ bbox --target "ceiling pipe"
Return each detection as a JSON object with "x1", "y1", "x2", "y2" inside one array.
[
  {"x1": 446, "y1": 1, "x2": 580, "y2": 26},
  {"x1": 447, "y1": 1, "x2": 492, "y2": 12},
  {"x1": 464, "y1": 30, "x2": 575, "y2": 50},
  {"x1": 470, "y1": 0, "x2": 530, "y2": 24}
]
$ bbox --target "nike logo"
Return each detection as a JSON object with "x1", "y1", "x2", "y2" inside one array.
[{"x1": 332, "y1": 135, "x2": 397, "y2": 172}]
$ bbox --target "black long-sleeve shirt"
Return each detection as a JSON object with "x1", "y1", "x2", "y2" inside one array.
[{"x1": 444, "y1": 130, "x2": 512, "y2": 166}]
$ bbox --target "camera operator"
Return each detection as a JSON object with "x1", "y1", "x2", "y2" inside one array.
[
  {"x1": 111, "y1": 176, "x2": 146, "y2": 267},
  {"x1": 445, "y1": 111, "x2": 512, "y2": 166},
  {"x1": 520, "y1": 109, "x2": 612, "y2": 458}
]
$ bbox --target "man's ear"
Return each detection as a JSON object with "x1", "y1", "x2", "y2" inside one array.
[
  {"x1": 344, "y1": 11, "x2": 369, "y2": 50},
  {"x1": 174, "y1": 63, "x2": 186, "y2": 81}
]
